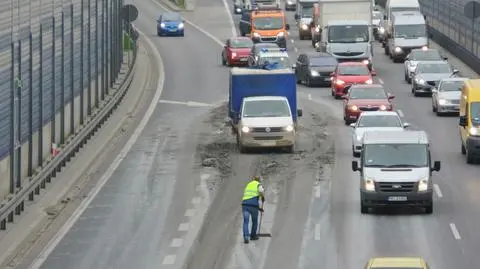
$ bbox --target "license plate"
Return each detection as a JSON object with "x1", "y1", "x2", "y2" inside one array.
[
  {"x1": 240, "y1": 58, "x2": 248, "y2": 61},
  {"x1": 324, "y1": 77, "x2": 331, "y2": 81},
  {"x1": 169, "y1": 29, "x2": 177, "y2": 32},
  {"x1": 388, "y1": 196, "x2": 407, "y2": 201},
  {"x1": 262, "y1": 141, "x2": 276, "y2": 146}
]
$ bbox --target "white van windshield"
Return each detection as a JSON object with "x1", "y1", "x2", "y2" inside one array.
[{"x1": 363, "y1": 144, "x2": 429, "y2": 167}]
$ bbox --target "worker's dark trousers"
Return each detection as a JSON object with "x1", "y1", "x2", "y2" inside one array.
[{"x1": 242, "y1": 205, "x2": 259, "y2": 239}]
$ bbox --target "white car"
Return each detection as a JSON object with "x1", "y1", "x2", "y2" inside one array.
[
  {"x1": 404, "y1": 48, "x2": 447, "y2": 84},
  {"x1": 432, "y1": 77, "x2": 467, "y2": 116},
  {"x1": 350, "y1": 111, "x2": 409, "y2": 157}
]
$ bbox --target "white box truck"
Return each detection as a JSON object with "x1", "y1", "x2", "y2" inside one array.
[{"x1": 312, "y1": 0, "x2": 374, "y2": 69}]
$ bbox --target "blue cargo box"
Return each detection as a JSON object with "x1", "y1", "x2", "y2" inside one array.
[{"x1": 228, "y1": 68, "x2": 298, "y2": 123}]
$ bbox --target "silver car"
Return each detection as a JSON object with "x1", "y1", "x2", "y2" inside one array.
[
  {"x1": 404, "y1": 48, "x2": 447, "y2": 84},
  {"x1": 431, "y1": 78, "x2": 468, "y2": 116},
  {"x1": 350, "y1": 111, "x2": 409, "y2": 157},
  {"x1": 411, "y1": 61, "x2": 458, "y2": 96}
]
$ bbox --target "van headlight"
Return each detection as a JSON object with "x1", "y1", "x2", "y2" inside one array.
[
  {"x1": 253, "y1": 32, "x2": 260, "y2": 37},
  {"x1": 394, "y1": 47, "x2": 402, "y2": 53},
  {"x1": 284, "y1": 125, "x2": 294, "y2": 132},
  {"x1": 178, "y1": 23, "x2": 184, "y2": 28},
  {"x1": 418, "y1": 178, "x2": 429, "y2": 192},
  {"x1": 438, "y1": 99, "x2": 447, "y2": 105},
  {"x1": 301, "y1": 24, "x2": 308, "y2": 30},
  {"x1": 241, "y1": 126, "x2": 250, "y2": 133},
  {"x1": 415, "y1": 78, "x2": 425, "y2": 84},
  {"x1": 277, "y1": 32, "x2": 285, "y2": 37},
  {"x1": 378, "y1": 27, "x2": 385, "y2": 33},
  {"x1": 364, "y1": 178, "x2": 375, "y2": 191},
  {"x1": 310, "y1": 70, "x2": 319, "y2": 76},
  {"x1": 469, "y1": 127, "x2": 478, "y2": 135}
]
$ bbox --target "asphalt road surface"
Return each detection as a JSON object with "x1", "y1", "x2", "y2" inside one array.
[{"x1": 18, "y1": 0, "x2": 480, "y2": 268}]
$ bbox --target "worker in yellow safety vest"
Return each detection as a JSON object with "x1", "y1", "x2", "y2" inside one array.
[{"x1": 241, "y1": 176, "x2": 265, "y2": 244}]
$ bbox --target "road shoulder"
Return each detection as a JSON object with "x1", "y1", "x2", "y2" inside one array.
[{"x1": 0, "y1": 36, "x2": 162, "y2": 269}]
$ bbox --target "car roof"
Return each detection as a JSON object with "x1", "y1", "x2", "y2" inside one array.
[
  {"x1": 350, "y1": 84, "x2": 384, "y2": 89},
  {"x1": 359, "y1": 111, "x2": 400, "y2": 117},
  {"x1": 231, "y1": 67, "x2": 294, "y2": 75},
  {"x1": 259, "y1": 51, "x2": 289, "y2": 57},
  {"x1": 410, "y1": 48, "x2": 439, "y2": 54},
  {"x1": 305, "y1": 52, "x2": 335, "y2": 58},
  {"x1": 338, "y1": 62, "x2": 368, "y2": 66},
  {"x1": 369, "y1": 257, "x2": 426, "y2": 267},
  {"x1": 417, "y1": 60, "x2": 448, "y2": 65},
  {"x1": 363, "y1": 131, "x2": 429, "y2": 144},
  {"x1": 231, "y1": 36, "x2": 252, "y2": 41},
  {"x1": 440, "y1": 77, "x2": 468, "y2": 82},
  {"x1": 393, "y1": 13, "x2": 425, "y2": 24},
  {"x1": 244, "y1": 96, "x2": 288, "y2": 101},
  {"x1": 328, "y1": 20, "x2": 369, "y2": 26},
  {"x1": 253, "y1": 43, "x2": 279, "y2": 48}
]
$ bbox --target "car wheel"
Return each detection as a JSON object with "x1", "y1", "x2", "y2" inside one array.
[
  {"x1": 466, "y1": 150, "x2": 474, "y2": 164},
  {"x1": 432, "y1": 102, "x2": 437, "y2": 112},
  {"x1": 286, "y1": 144, "x2": 295, "y2": 153},
  {"x1": 296, "y1": 72, "x2": 302, "y2": 84},
  {"x1": 222, "y1": 55, "x2": 226, "y2": 66},
  {"x1": 353, "y1": 149, "x2": 360, "y2": 158},
  {"x1": 461, "y1": 143, "x2": 466, "y2": 155},
  {"x1": 306, "y1": 76, "x2": 312, "y2": 87},
  {"x1": 407, "y1": 75, "x2": 412, "y2": 84},
  {"x1": 360, "y1": 201, "x2": 368, "y2": 214},
  {"x1": 157, "y1": 31, "x2": 161, "y2": 36},
  {"x1": 404, "y1": 71, "x2": 408, "y2": 82},
  {"x1": 384, "y1": 46, "x2": 389, "y2": 55},
  {"x1": 436, "y1": 109, "x2": 442, "y2": 116},
  {"x1": 424, "y1": 204, "x2": 433, "y2": 214},
  {"x1": 412, "y1": 86, "x2": 419, "y2": 97}
]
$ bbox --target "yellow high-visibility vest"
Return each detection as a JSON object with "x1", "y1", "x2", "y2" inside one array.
[{"x1": 242, "y1": 180, "x2": 260, "y2": 201}]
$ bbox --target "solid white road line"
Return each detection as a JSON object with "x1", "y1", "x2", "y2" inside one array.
[
  {"x1": 192, "y1": 197, "x2": 201, "y2": 204},
  {"x1": 178, "y1": 223, "x2": 190, "y2": 231},
  {"x1": 27, "y1": 31, "x2": 166, "y2": 269},
  {"x1": 294, "y1": 47, "x2": 298, "y2": 53},
  {"x1": 449, "y1": 223, "x2": 461, "y2": 240},
  {"x1": 162, "y1": 255, "x2": 176, "y2": 265},
  {"x1": 378, "y1": 78, "x2": 384, "y2": 84},
  {"x1": 314, "y1": 224, "x2": 321, "y2": 240},
  {"x1": 200, "y1": 173, "x2": 211, "y2": 180},
  {"x1": 433, "y1": 184, "x2": 443, "y2": 198},
  {"x1": 308, "y1": 93, "x2": 312, "y2": 100},
  {"x1": 170, "y1": 238, "x2": 184, "y2": 248},
  {"x1": 397, "y1": 109, "x2": 404, "y2": 117},
  {"x1": 315, "y1": 185, "x2": 320, "y2": 198}
]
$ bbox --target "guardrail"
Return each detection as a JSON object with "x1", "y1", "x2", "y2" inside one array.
[{"x1": 0, "y1": 37, "x2": 138, "y2": 230}]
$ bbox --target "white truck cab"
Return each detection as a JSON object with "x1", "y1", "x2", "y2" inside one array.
[{"x1": 237, "y1": 96, "x2": 299, "y2": 153}]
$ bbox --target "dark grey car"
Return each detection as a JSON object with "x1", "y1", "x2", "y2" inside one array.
[
  {"x1": 411, "y1": 61, "x2": 458, "y2": 97},
  {"x1": 294, "y1": 52, "x2": 338, "y2": 87}
]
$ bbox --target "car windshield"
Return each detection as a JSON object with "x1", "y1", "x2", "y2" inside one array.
[
  {"x1": 231, "y1": 39, "x2": 253, "y2": 48},
  {"x1": 243, "y1": 100, "x2": 291, "y2": 117},
  {"x1": 253, "y1": 17, "x2": 284, "y2": 30},
  {"x1": 301, "y1": 6, "x2": 313, "y2": 17},
  {"x1": 417, "y1": 63, "x2": 452, "y2": 73},
  {"x1": 258, "y1": 56, "x2": 289, "y2": 67},
  {"x1": 328, "y1": 25, "x2": 369, "y2": 43},
  {"x1": 363, "y1": 144, "x2": 429, "y2": 167},
  {"x1": 310, "y1": 57, "x2": 337, "y2": 67},
  {"x1": 162, "y1": 13, "x2": 181, "y2": 21},
  {"x1": 338, "y1": 65, "x2": 370, "y2": 75},
  {"x1": 391, "y1": 7, "x2": 420, "y2": 13},
  {"x1": 371, "y1": 268, "x2": 423, "y2": 269},
  {"x1": 394, "y1": 24, "x2": 426, "y2": 38},
  {"x1": 439, "y1": 80, "x2": 464, "y2": 92},
  {"x1": 357, "y1": 115, "x2": 402, "y2": 127},
  {"x1": 471, "y1": 102, "x2": 480, "y2": 126},
  {"x1": 349, "y1": 88, "x2": 387, "y2": 99},
  {"x1": 411, "y1": 50, "x2": 442, "y2": 61}
]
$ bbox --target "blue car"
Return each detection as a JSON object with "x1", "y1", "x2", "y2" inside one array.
[{"x1": 157, "y1": 12, "x2": 185, "y2": 37}]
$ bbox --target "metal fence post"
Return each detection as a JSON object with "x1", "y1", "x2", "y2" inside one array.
[
  {"x1": 60, "y1": 11, "x2": 65, "y2": 145},
  {"x1": 80, "y1": 1, "x2": 84, "y2": 125},
  {"x1": 70, "y1": 4, "x2": 74, "y2": 135},
  {"x1": 38, "y1": 24, "x2": 43, "y2": 167},
  {"x1": 9, "y1": 42, "x2": 15, "y2": 194},
  {"x1": 28, "y1": 32, "x2": 33, "y2": 177},
  {"x1": 15, "y1": 40, "x2": 22, "y2": 189},
  {"x1": 95, "y1": 0, "x2": 99, "y2": 108},
  {"x1": 101, "y1": 0, "x2": 106, "y2": 100},
  {"x1": 51, "y1": 16, "x2": 56, "y2": 151},
  {"x1": 110, "y1": 0, "x2": 115, "y2": 86},
  {"x1": 87, "y1": 0, "x2": 92, "y2": 115}
]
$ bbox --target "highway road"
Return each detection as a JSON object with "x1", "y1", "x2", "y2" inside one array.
[{"x1": 16, "y1": 0, "x2": 480, "y2": 268}]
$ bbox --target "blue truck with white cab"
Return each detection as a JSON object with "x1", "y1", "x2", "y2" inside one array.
[{"x1": 229, "y1": 67, "x2": 302, "y2": 153}]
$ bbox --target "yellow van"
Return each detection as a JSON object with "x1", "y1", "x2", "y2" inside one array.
[
  {"x1": 365, "y1": 257, "x2": 430, "y2": 269},
  {"x1": 459, "y1": 79, "x2": 480, "y2": 163}
]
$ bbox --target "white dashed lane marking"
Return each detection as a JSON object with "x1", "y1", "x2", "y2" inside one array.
[
  {"x1": 314, "y1": 224, "x2": 321, "y2": 240},
  {"x1": 308, "y1": 93, "x2": 312, "y2": 100},
  {"x1": 294, "y1": 47, "x2": 298, "y2": 53},
  {"x1": 434, "y1": 184, "x2": 443, "y2": 198},
  {"x1": 162, "y1": 255, "x2": 176, "y2": 265},
  {"x1": 192, "y1": 197, "x2": 201, "y2": 204},
  {"x1": 170, "y1": 238, "x2": 184, "y2": 248},
  {"x1": 290, "y1": 39, "x2": 294, "y2": 43},
  {"x1": 184, "y1": 209, "x2": 195, "y2": 217},
  {"x1": 397, "y1": 109, "x2": 404, "y2": 117},
  {"x1": 449, "y1": 223, "x2": 461, "y2": 240},
  {"x1": 315, "y1": 185, "x2": 320, "y2": 198},
  {"x1": 178, "y1": 223, "x2": 190, "y2": 232},
  {"x1": 378, "y1": 78, "x2": 384, "y2": 84}
]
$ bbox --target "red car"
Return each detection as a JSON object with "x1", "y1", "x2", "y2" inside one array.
[
  {"x1": 222, "y1": 37, "x2": 254, "y2": 66},
  {"x1": 330, "y1": 62, "x2": 376, "y2": 99},
  {"x1": 343, "y1": 84, "x2": 395, "y2": 124}
]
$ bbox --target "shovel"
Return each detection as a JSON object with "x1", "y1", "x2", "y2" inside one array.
[{"x1": 257, "y1": 205, "x2": 272, "y2": 237}]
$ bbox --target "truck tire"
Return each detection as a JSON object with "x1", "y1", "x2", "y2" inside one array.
[
  {"x1": 360, "y1": 201, "x2": 368, "y2": 214},
  {"x1": 287, "y1": 145, "x2": 295, "y2": 153},
  {"x1": 384, "y1": 45, "x2": 389, "y2": 55},
  {"x1": 424, "y1": 203, "x2": 433, "y2": 214},
  {"x1": 466, "y1": 150, "x2": 474, "y2": 164}
]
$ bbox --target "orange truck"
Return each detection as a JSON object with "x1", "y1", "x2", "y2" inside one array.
[{"x1": 238, "y1": 4, "x2": 290, "y2": 48}]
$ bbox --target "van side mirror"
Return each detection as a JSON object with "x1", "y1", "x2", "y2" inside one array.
[
  {"x1": 291, "y1": 64, "x2": 296, "y2": 69},
  {"x1": 297, "y1": 109, "x2": 303, "y2": 117},
  {"x1": 350, "y1": 123, "x2": 356, "y2": 128},
  {"x1": 388, "y1": 93, "x2": 395, "y2": 99},
  {"x1": 432, "y1": 161, "x2": 441, "y2": 172},
  {"x1": 352, "y1": 160, "x2": 359, "y2": 171},
  {"x1": 452, "y1": 69, "x2": 459, "y2": 74},
  {"x1": 459, "y1": 115, "x2": 467, "y2": 126},
  {"x1": 285, "y1": 24, "x2": 290, "y2": 30},
  {"x1": 443, "y1": 56, "x2": 448, "y2": 60},
  {"x1": 428, "y1": 33, "x2": 433, "y2": 39},
  {"x1": 403, "y1": 122, "x2": 410, "y2": 128},
  {"x1": 294, "y1": 14, "x2": 299, "y2": 20}
]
